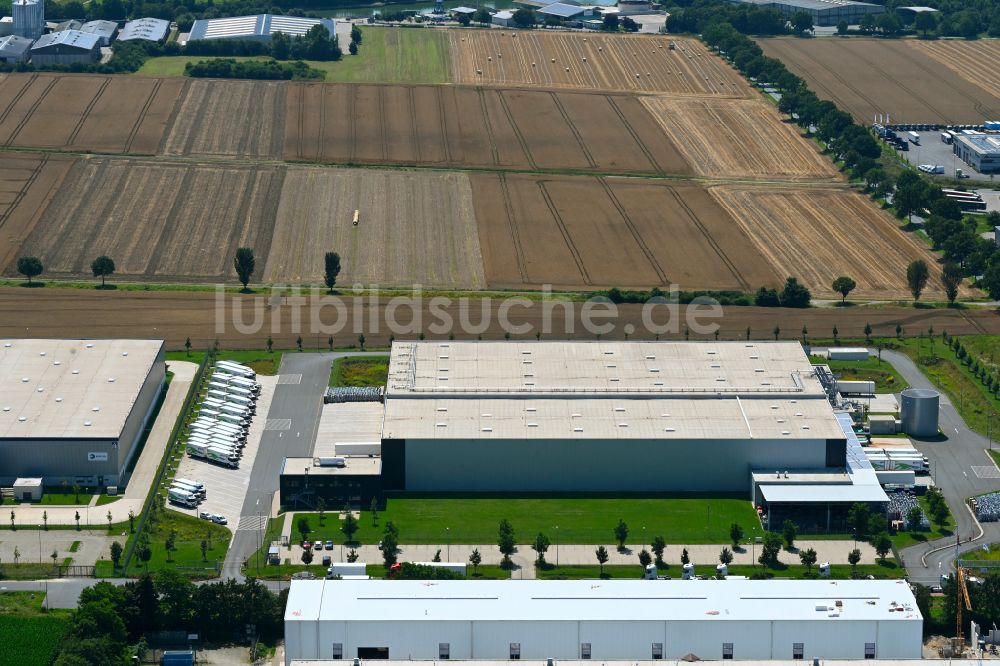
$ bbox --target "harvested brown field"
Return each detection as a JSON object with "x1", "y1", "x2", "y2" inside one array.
[
  {"x1": 284, "y1": 83, "x2": 689, "y2": 174},
  {"x1": 641, "y1": 96, "x2": 838, "y2": 180},
  {"x1": 471, "y1": 173, "x2": 779, "y2": 291},
  {"x1": 450, "y1": 31, "x2": 751, "y2": 96},
  {"x1": 0, "y1": 153, "x2": 76, "y2": 272},
  {"x1": 8, "y1": 158, "x2": 283, "y2": 282},
  {"x1": 910, "y1": 40, "x2": 1000, "y2": 100},
  {"x1": 758, "y1": 38, "x2": 1000, "y2": 124},
  {"x1": 161, "y1": 79, "x2": 286, "y2": 158},
  {"x1": 263, "y1": 167, "x2": 485, "y2": 288},
  {"x1": 709, "y1": 185, "x2": 953, "y2": 300},
  {"x1": 0, "y1": 74, "x2": 183, "y2": 153}
]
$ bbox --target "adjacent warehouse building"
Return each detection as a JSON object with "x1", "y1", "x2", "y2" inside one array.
[
  {"x1": 30, "y1": 29, "x2": 101, "y2": 64},
  {"x1": 0, "y1": 339, "x2": 165, "y2": 489},
  {"x1": 187, "y1": 14, "x2": 335, "y2": 42},
  {"x1": 726, "y1": 0, "x2": 884, "y2": 26},
  {"x1": 0, "y1": 34, "x2": 32, "y2": 62},
  {"x1": 284, "y1": 579, "x2": 923, "y2": 663},
  {"x1": 118, "y1": 17, "x2": 170, "y2": 42},
  {"x1": 79, "y1": 19, "x2": 118, "y2": 46},
  {"x1": 953, "y1": 133, "x2": 1000, "y2": 173}
]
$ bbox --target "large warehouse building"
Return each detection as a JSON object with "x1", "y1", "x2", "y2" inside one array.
[
  {"x1": 187, "y1": 14, "x2": 335, "y2": 42},
  {"x1": 0, "y1": 339, "x2": 165, "y2": 489},
  {"x1": 726, "y1": 0, "x2": 883, "y2": 25},
  {"x1": 284, "y1": 579, "x2": 922, "y2": 663}
]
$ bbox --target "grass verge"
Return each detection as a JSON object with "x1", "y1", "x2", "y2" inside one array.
[
  {"x1": 329, "y1": 355, "x2": 390, "y2": 387},
  {"x1": 814, "y1": 355, "x2": 909, "y2": 393},
  {"x1": 889, "y1": 493, "x2": 955, "y2": 550},
  {"x1": 122, "y1": 509, "x2": 231, "y2": 579}
]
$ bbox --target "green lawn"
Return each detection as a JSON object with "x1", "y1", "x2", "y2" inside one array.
[
  {"x1": 1, "y1": 486, "x2": 96, "y2": 506},
  {"x1": 124, "y1": 509, "x2": 231, "y2": 578},
  {"x1": 889, "y1": 493, "x2": 955, "y2": 550},
  {"x1": 0, "y1": 563, "x2": 65, "y2": 579},
  {"x1": 166, "y1": 349, "x2": 285, "y2": 375},
  {"x1": 95, "y1": 494, "x2": 122, "y2": 506},
  {"x1": 533, "y1": 562, "x2": 904, "y2": 579},
  {"x1": 814, "y1": 355, "x2": 909, "y2": 393},
  {"x1": 330, "y1": 355, "x2": 389, "y2": 387},
  {"x1": 292, "y1": 495, "x2": 761, "y2": 546},
  {"x1": 137, "y1": 28, "x2": 452, "y2": 84}
]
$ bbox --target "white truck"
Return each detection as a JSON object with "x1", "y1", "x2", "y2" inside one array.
[
  {"x1": 170, "y1": 481, "x2": 204, "y2": 500},
  {"x1": 168, "y1": 487, "x2": 199, "y2": 508},
  {"x1": 188, "y1": 442, "x2": 239, "y2": 468},
  {"x1": 216, "y1": 361, "x2": 255, "y2": 378},
  {"x1": 174, "y1": 477, "x2": 205, "y2": 493}
]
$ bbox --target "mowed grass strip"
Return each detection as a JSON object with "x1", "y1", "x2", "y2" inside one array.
[
  {"x1": 136, "y1": 29, "x2": 452, "y2": 84},
  {"x1": 299, "y1": 496, "x2": 760, "y2": 545},
  {"x1": 329, "y1": 356, "x2": 389, "y2": 387}
]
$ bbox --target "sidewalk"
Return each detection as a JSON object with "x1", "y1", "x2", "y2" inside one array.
[{"x1": 6, "y1": 360, "x2": 198, "y2": 527}]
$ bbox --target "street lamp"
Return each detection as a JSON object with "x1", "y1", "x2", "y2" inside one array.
[
  {"x1": 446, "y1": 527, "x2": 450, "y2": 562},
  {"x1": 555, "y1": 526, "x2": 559, "y2": 567}
]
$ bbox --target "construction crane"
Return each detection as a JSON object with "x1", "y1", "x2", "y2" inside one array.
[{"x1": 954, "y1": 567, "x2": 973, "y2": 655}]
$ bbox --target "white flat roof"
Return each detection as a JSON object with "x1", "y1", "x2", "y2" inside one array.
[
  {"x1": 759, "y1": 483, "x2": 889, "y2": 503},
  {"x1": 285, "y1": 579, "x2": 920, "y2": 624},
  {"x1": 314, "y1": 402, "x2": 385, "y2": 458},
  {"x1": 0, "y1": 339, "x2": 162, "y2": 439}
]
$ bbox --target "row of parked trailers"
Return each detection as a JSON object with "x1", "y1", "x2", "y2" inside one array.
[
  {"x1": 864, "y1": 446, "x2": 929, "y2": 474},
  {"x1": 167, "y1": 478, "x2": 206, "y2": 509},
  {"x1": 872, "y1": 123, "x2": 909, "y2": 151},
  {"x1": 175, "y1": 361, "x2": 261, "y2": 497}
]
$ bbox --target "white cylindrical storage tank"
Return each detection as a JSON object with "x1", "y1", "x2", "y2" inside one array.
[
  {"x1": 682, "y1": 563, "x2": 695, "y2": 580},
  {"x1": 12, "y1": 0, "x2": 43, "y2": 40},
  {"x1": 900, "y1": 388, "x2": 939, "y2": 437}
]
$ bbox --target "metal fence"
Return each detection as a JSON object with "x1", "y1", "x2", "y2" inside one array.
[{"x1": 121, "y1": 351, "x2": 213, "y2": 575}]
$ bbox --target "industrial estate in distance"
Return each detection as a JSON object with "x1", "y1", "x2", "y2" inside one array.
[{"x1": 1, "y1": 0, "x2": 1000, "y2": 662}]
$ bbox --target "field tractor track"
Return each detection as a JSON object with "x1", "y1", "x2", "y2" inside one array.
[
  {"x1": 157, "y1": 78, "x2": 190, "y2": 156},
  {"x1": 436, "y1": 87, "x2": 452, "y2": 163},
  {"x1": 377, "y1": 85, "x2": 388, "y2": 162},
  {"x1": 670, "y1": 186, "x2": 749, "y2": 292},
  {"x1": 6, "y1": 76, "x2": 56, "y2": 147},
  {"x1": 144, "y1": 166, "x2": 198, "y2": 278},
  {"x1": 348, "y1": 84, "x2": 358, "y2": 163},
  {"x1": 497, "y1": 172, "x2": 527, "y2": 283},
  {"x1": 599, "y1": 177, "x2": 667, "y2": 284},
  {"x1": 476, "y1": 88, "x2": 500, "y2": 167},
  {"x1": 495, "y1": 91, "x2": 536, "y2": 169},
  {"x1": 537, "y1": 179, "x2": 590, "y2": 285},
  {"x1": 795, "y1": 46, "x2": 884, "y2": 120},
  {"x1": 607, "y1": 95, "x2": 663, "y2": 173},
  {"x1": 66, "y1": 77, "x2": 111, "y2": 148},
  {"x1": 0, "y1": 74, "x2": 37, "y2": 129},
  {"x1": 550, "y1": 92, "x2": 597, "y2": 169},
  {"x1": 123, "y1": 78, "x2": 162, "y2": 154},
  {"x1": 865, "y1": 58, "x2": 950, "y2": 123},
  {"x1": 407, "y1": 86, "x2": 422, "y2": 163},
  {"x1": 0, "y1": 154, "x2": 45, "y2": 233}
]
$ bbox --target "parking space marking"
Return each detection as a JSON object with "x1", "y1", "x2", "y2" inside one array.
[
  {"x1": 265, "y1": 418, "x2": 291, "y2": 431},
  {"x1": 972, "y1": 466, "x2": 1000, "y2": 479},
  {"x1": 277, "y1": 374, "x2": 302, "y2": 385}
]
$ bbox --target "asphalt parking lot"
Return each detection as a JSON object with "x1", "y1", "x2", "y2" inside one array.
[
  {"x1": 171, "y1": 375, "x2": 278, "y2": 530},
  {"x1": 894, "y1": 130, "x2": 997, "y2": 182}
]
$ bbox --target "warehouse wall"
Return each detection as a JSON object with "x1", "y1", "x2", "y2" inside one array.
[
  {"x1": 0, "y1": 437, "x2": 118, "y2": 486},
  {"x1": 401, "y1": 437, "x2": 835, "y2": 492},
  {"x1": 285, "y1": 618, "x2": 921, "y2": 663},
  {"x1": 117, "y1": 344, "x2": 166, "y2": 485}
]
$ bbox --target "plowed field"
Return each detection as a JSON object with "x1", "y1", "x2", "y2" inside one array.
[
  {"x1": 161, "y1": 79, "x2": 286, "y2": 158},
  {"x1": 263, "y1": 168, "x2": 485, "y2": 288},
  {"x1": 10, "y1": 158, "x2": 284, "y2": 282},
  {"x1": 284, "y1": 83, "x2": 688, "y2": 174},
  {"x1": 0, "y1": 152, "x2": 75, "y2": 272},
  {"x1": 910, "y1": 40, "x2": 1000, "y2": 100},
  {"x1": 641, "y1": 96, "x2": 838, "y2": 180},
  {"x1": 0, "y1": 74, "x2": 182, "y2": 153},
  {"x1": 758, "y1": 38, "x2": 1000, "y2": 124},
  {"x1": 450, "y1": 32, "x2": 751, "y2": 96},
  {"x1": 709, "y1": 185, "x2": 953, "y2": 300},
  {"x1": 471, "y1": 173, "x2": 779, "y2": 291}
]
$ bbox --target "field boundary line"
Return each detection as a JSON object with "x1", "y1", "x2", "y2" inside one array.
[
  {"x1": 475, "y1": 88, "x2": 501, "y2": 167},
  {"x1": 143, "y1": 165, "x2": 197, "y2": 278},
  {"x1": 0, "y1": 154, "x2": 43, "y2": 232},
  {"x1": 537, "y1": 178, "x2": 590, "y2": 286},
  {"x1": 377, "y1": 84, "x2": 388, "y2": 163},
  {"x1": 550, "y1": 92, "x2": 597, "y2": 170},
  {"x1": 0, "y1": 74, "x2": 37, "y2": 136},
  {"x1": 670, "y1": 185, "x2": 749, "y2": 292},
  {"x1": 436, "y1": 87, "x2": 453, "y2": 163},
  {"x1": 7, "y1": 76, "x2": 57, "y2": 147},
  {"x1": 66, "y1": 76, "x2": 111, "y2": 148},
  {"x1": 598, "y1": 177, "x2": 668, "y2": 284},
  {"x1": 157, "y1": 78, "x2": 190, "y2": 156},
  {"x1": 494, "y1": 90, "x2": 536, "y2": 170},
  {"x1": 498, "y1": 173, "x2": 528, "y2": 283},
  {"x1": 407, "y1": 86, "x2": 422, "y2": 163},
  {"x1": 348, "y1": 84, "x2": 358, "y2": 163},
  {"x1": 607, "y1": 95, "x2": 664, "y2": 174},
  {"x1": 295, "y1": 83, "x2": 307, "y2": 161},
  {"x1": 123, "y1": 78, "x2": 162, "y2": 154}
]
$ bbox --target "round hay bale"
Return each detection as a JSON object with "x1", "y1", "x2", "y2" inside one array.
[
  {"x1": 551, "y1": 58, "x2": 556, "y2": 62},
  {"x1": 582, "y1": 57, "x2": 586, "y2": 62},
  {"x1": 565, "y1": 67, "x2": 569, "y2": 71}
]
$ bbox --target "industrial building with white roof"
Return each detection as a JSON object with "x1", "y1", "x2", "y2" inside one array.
[
  {"x1": 280, "y1": 341, "x2": 886, "y2": 530},
  {"x1": 187, "y1": 13, "x2": 335, "y2": 42},
  {"x1": 284, "y1": 579, "x2": 922, "y2": 663},
  {"x1": 0, "y1": 339, "x2": 165, "y2": 489}
]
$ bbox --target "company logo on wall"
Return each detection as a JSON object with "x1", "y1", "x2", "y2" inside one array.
[{"x1": 88, "y1": 452, "x2": 109, "y2": 462}]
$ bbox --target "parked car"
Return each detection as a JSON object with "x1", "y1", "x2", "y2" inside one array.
[
  {"x1": 210, "y1": 514, "x2": 228, "y2": 525},
  {"x1": 314, "y1": 542, "x2": 324, "y2": 551},
  {"x1": 324, "y1": 540, "x2": 334, "y2": 550},
  {"x1": 302, "y1": 541, "x2": 313, "y2": 550},
  {"x1": 322, "y1": 555, "x2": 332, "y2": 566},
  {"x1": 199, "y1": 511, "x2": 212, "y2": 520}
]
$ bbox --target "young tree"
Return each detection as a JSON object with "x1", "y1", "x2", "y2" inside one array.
[
  {"x1": 233, "y1": 247, "x2": 255, "y2": 290},
  {"x1": 864, "y1": 322, "x2": 873, "y2": 342},
  {"x1": 730, "y1": 523, "x2": 744, "y2": 549},
  {"x1": 639, "y1": 548, "x2": 652, "y2": 569},
  {"x1": 906, "y1": 259, "x2": 930, "y2": 302},
  {"x1": 184, "y1": 337, "x2": 192, "y2": 355},
  {"x1": 107, "y1": 510, "x2": 113, "y2": 532},
  {"x1": 595, "y1": 545, "x2": 609, "y2": 575},
  {"x1": 128, "y1": 509, "x2": 135, "y2": 534},
  {"x1": 831, "y1": 276, "x2": 856, "y2": 303},
  {"x1": 13, "y1": 546, "x2": 20, "y2": 564},
  {"x1": 432, "y1": 549, "x2": 442, "y2": 562},
  {"x1": 9, "y1": 510, "x2": 13, "y2": 531},
  {"x1": 848, "y1": 548, "x2": 862, "y2": 574},
  {"x1": 941, "y1": 263, "x2": 963, "y2": 305},
  {"x1": 349, "y1": 42, "x2": 358, "y2": 55},
  {"x1": 297, "y1": 335, "x2": 303, "y2": 352},
  {"x1": 532, "y1": 532, "x2": 551, "y2": 565},
  {"x1": 719, "y1": 547, "x2": 733, "y2": 565},
  {"x1": 613, "y1": 519, "x2": 629, "y2": 551},
  {"x1": 301, "y1": 548, "x2": 314, "y2": 565},
  {"x1": 91, "y1": 255, "x2": 116, "y2": 287},
  {"x1": 350, "y1": 25, "x2": 363, "y2": 44},
  {"x1": 381, "y1": 530, "x2": 399, "y2": 568},
  {"x1": 138, "y1": 541, "x2": 152, "y2": 571},
  {"x1": 498, "y1": 519, "x2": 516, "y2": 567},
  {"x1": 316, "y1": 496, "x2": 326, "y2": 525},
  {"x1": 359, "y1": 333, "x2": 366, "y2": 351},
  {"x1": 297, "y1": 516, "x2": 312, "y2": 543},
  {"x1": 165, "y1": 530, "x2": 177, "y2": 562},
  {"x1": 16, "y1": 256, "x2": 42, "y2": 285},
  {"x1": 75, "y1": 511, "x2": 81, "y2": 531},
  {"x1": 773, "y1": 325, "x2": 781, "y2": 341},
  {"x1": 110, "y1": 541, "x2": 123, "y2": 570},
  {"x1": 848, "y1": 502, "x2": 872, "y2": 540},
  {"x1": 651, "y1": 536, "x2": 666, "y2": 566},
  {"x1": 759, "y1": 532, "x2": 783, "y2": 567},
  {"x1": 782, "y1": 519, "x2": 797, "y2": 551},
  {"x1": 929, "y1": 499, "x2": 950, "y2": 529},
  {"x1": 341, "y1": 504, "x2": 359, "y2": 543},
  {"x1": 469, "y1": 548, "x2": 482, "y2": 575},
  {"x1": 266, "y1": 336, "x2": 274, "y2": 353},
  {"x1": 347, "y1": 548, "x2": 359, "y2": 562},
  {"x1": 370, "y1": 497, "x2": 379, "y2": 526},
  {"x1": 799, "y1": 547, "x2": 817, "y2": 573},
  {"x1": 906, "y1": 506, "x2": 923, "y2": 532},
  {"x1": 200, "y1": 539, "x2": 208, "y2": 562},
  {"x1": 874, "y1": 533, "x2": 892, "y2": 564},
  {"x1": 43, "y1": 510, "x2": 48, "y2": 531},
  {"x1": 73, "y1": 484, "x2": 80, "y2": 504},
  {"x1": 680, "y1": 548, "x2": 690, "y2": 565},
  {"x1": 324, "y1": 252, "x2": 342, "y2": 293}
]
